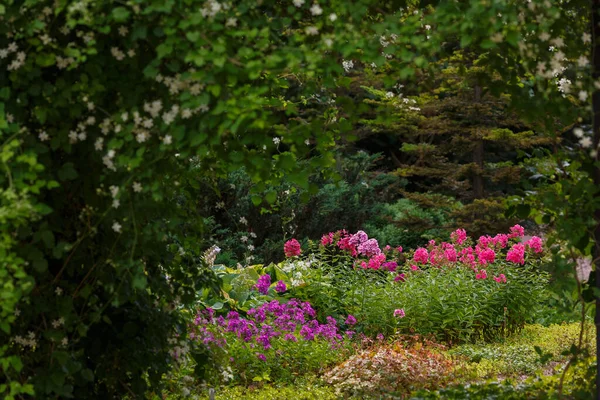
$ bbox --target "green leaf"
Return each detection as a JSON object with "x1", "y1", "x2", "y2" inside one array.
[
  {"x1": 112, "y1": 7, "x2": 131, "y2": 22},
  {"x1": 57, "y1": 163, "x2": 78, "y2": 181}
]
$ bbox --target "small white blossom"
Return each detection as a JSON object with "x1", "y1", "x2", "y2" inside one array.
[
  {"x1": 247, "y1": 244, "x2": 255, "y2": 251},
  {"x1": 112, "y1": 221, "x2": 122, "y2": 233},
  {"x1": 118, "y1": 26, "x2": 129, "y2": 36},
  {"x1": 133, "y1": 182, "x2": 143, "y2": 193},
  {"x1": 574, "y1": 128, "x2": 585, "y2": 138},
  {"x1": 539, "y1": 32, "x2": 550, "y2": 42},
  {"x1": 583, "y1": 32, "x2": 592, "y2": 44},
  {"x1": 61, "y1": 337, "x2": 68, "y2": 346},
  {"x1": 109, "y1": 185, "x2": 119, "y2": 198},
  {"x1": 39, "y1": 131, "x2": 49, "y2": 141},
  {"x1": 310, "y1": 3, "x2": 322, "y2": 15},
  {"x1": 250, "y1": 232, "x2": 257, "y2": 239},
  {"x1": 241, "y1": 236, "x2": 249, "y2": 243},
  {"x1": 226, "y1": 18, "x2": 237, "y2": 27},
  {"x1": 216, "y1": 201, "x2": 225, "y2": 209},
  {"x1": 329, "y1": 13, "x2": 337, "y2": 21},
  {"x1": 112, "y1": 199, "x2": 120, "y2": 209},
  {"x1": 55, "y1": 287, "x2": 63, "y2": 296},
  {"x1": 163, "y1": 135, "x2": 172, "y2": 145},
  {"x1": 239, "y1": 216, "x2": 248, "y2": 225},
  {"x1": 273, "y1": 137, "x2": 281, "y2": 145},
  {"x1": 52, "y1": 318, "x2": 65, "y2": 329},
  {"x1": 342, "y1": 59, "x2": 354, "y2": 73},
  {"x1": 293, "y1": 0, "x2": 305, "y2": 6},
  {"x1": 579, "y1": 90, "x2": 588, "y2": 102},
  {"x1": 580, "y1": 137, "x2": 592, "y2": 148},
  {"x1": 577, "y1": 56, "x2": 589, "y2": 67},
  {"x1": 305, "y1": 26, "x2": 319, "y2": 35}
]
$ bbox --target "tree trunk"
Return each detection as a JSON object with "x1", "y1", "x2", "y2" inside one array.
[
  {"x1": 592, "y1": 0, "x2": 600, "y2": 398},
  {"x1": 473, "y1": 86, "x2": 485, "y2": 199}
]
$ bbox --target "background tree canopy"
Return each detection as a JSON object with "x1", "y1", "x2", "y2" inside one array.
[{"x1": 1, "y1": 0, "x2": 598, "y2": 398}]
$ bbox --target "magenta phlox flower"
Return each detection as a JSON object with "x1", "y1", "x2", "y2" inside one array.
[
  {"x1": 382, "y1": 261, "x2": 398, "y2": 272},
  {"x1": 506, "y1": 243, "x2": 526, "y2": 264},
  {"x1": 451, "y1": 228, "x2": 467, "y2": 245},
  {"x1": 367, "y1": 253, "x2": 386, "y2": 269},
  {"x1": 337, "y1": 236, "x2": 357, "y2": 256},
  {"x1": 254, "y1": 274, "x2": 271, "y2": 295},
  {"x1": 526, "y1": 236, "x2": 543, "y2": 253},
  {"x1": 275, "y1": 280, "x2": 287, "y2": 293},
  {"x1": 284, "y1": 238, "x2": 302, "y2": 257},
  {"x1": 300, "y1": 325, "x2": 315, "y2": 340},
  {"x1": 413, "y1": 247, "x2": 429, "y2": 264},
  {"x1": 475, "y1": 269, "x2": 488, "y2": 280},
  {"x1": 477, "y1": 248, "x2": 496, "y2": 265},
  {"x1": 394, "y1": 273, "x2": 406, "y2": 282},
  {"x1": 256, "y1": 353, "x2": 267, "y2": 361},
  {"x1": 492, "y1": 233, "x2": 509, "y2": 248},
  {"x1": 444, "y1": 246, "x2": 458, "y2": 262},
  {"x1": 393, "y1": 309, "x2": 405, "y2": 318},
  {"x1": 284, "y1": 333, "x2": 297, "y2": 342},
  {"x1": 508, "y1": 224, "x2": 525, "y2": 238},
  {"x1": 494, "y1": 274, "x2": 507, "y2": 283},
  {"x1": 345, "y1": 315, "x2": 357, "y2": 326}
]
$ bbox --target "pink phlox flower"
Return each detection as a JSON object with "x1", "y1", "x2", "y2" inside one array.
[
  {"x1": 284, "y1": 238, "x2": 302, "y2": 257},
  {"x1": 526, "y1": 236, "x2": 543, "y2": 253},
  {"x1": 358, "y1": 238, "x2": 382, "y2": 257},
  {"x1": 349, "y1": 230, "x2": 369, "y2": 246},
  {"x1": 494, "y1": 274, "x2": 507, "y2": 283},
  {"x1": 396, "y1": 246, "x2": 403, "y2": 253},
  {"x1": 413, "y1": 247, "x2": 429, "y2": 264},
  {"x1": 384, "y1": 245, "x2": 391, "y2": 252},
  {"x1": 382, "y1": 261, "x2": 398, "y2": 272},
  {"x1": 475, "y1": 269, "x2": 488, "y2": 280},
  {"x1": 256, "y1": 353, "x2": 267, "y2": 361},
  {"x1": 321, "y1": 232, "x2": 334, "y2": 246},
  {"x1": 367, "y1": 253, "x2": 386, "y2": 269},
  {"x1": 492, "y1": 234, "x2": 509, "y2": 248},
  {"x1": 345, "y1": 315, "x2": 357, "y2": 326},
  {"x1": 509, "y1": 224, "x2": 525, "y2": 238},
  {"x1": 451, "y1": 228, "x2": 467, "y2": 245},
  {"x1": 506, "y1": 243, "x2": 526, "y2": 264},
  {"x1": 444, "y1": 246, "x2": 458, "y2": 262},
  {"x1": 337, "y1": 236, "x2": 357, "y2": 256},
  {"x1": 394, "y1": 273, "x2": 406, "y2": 282},
  {"x1": 477, "y1": 235, "x2": 493, "y2": 250},
  {"x1": 477, "y1": 248, "x2": 496, "y2": 265},
  {"x1": 393, "y1": 309, "x2": 405, "y2": 318},
  {"x1": 428, "y1": 239, "x2": 436, "y2": 248},
  {"x1": 410, "y1": 264, "x2": 419, "y2": 271}
]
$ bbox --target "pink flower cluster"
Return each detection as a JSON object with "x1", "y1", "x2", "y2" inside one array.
[
  {"x1": 408, "y1": 226, "x2": 544, "y2": 283},
  {"x1": 284, "y1": 239, "x2": 302, "y2": 257},
  {"x1": 320, "y1": 230, "x2": 403, "y2": 272}
]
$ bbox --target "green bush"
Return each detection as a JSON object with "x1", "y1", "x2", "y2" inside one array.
[{"x1": 365, "y1": 197, "x2": 456, "y2": 249}]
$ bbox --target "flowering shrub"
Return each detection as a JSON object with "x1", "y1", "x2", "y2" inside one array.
[
  {"x1": 324, "y1": 336, "x2": 457, "y2": 398},
  {"x1": 280, "y1": 226, "x2": 549, "y2": 341},
  {"x1": 189, "y1": 299, "x2": 354, "y2": 384}
]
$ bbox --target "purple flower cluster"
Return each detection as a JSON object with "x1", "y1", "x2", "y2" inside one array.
[
  {"x1": 191, "y1": 299, "x2": 355, "y2": 361},
  {"x1": 254, "y1": 274, "x2": 271, "y2": 295},
  {"x1": 357, "y1": 238, "x2": 382, "y2": 257}
]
